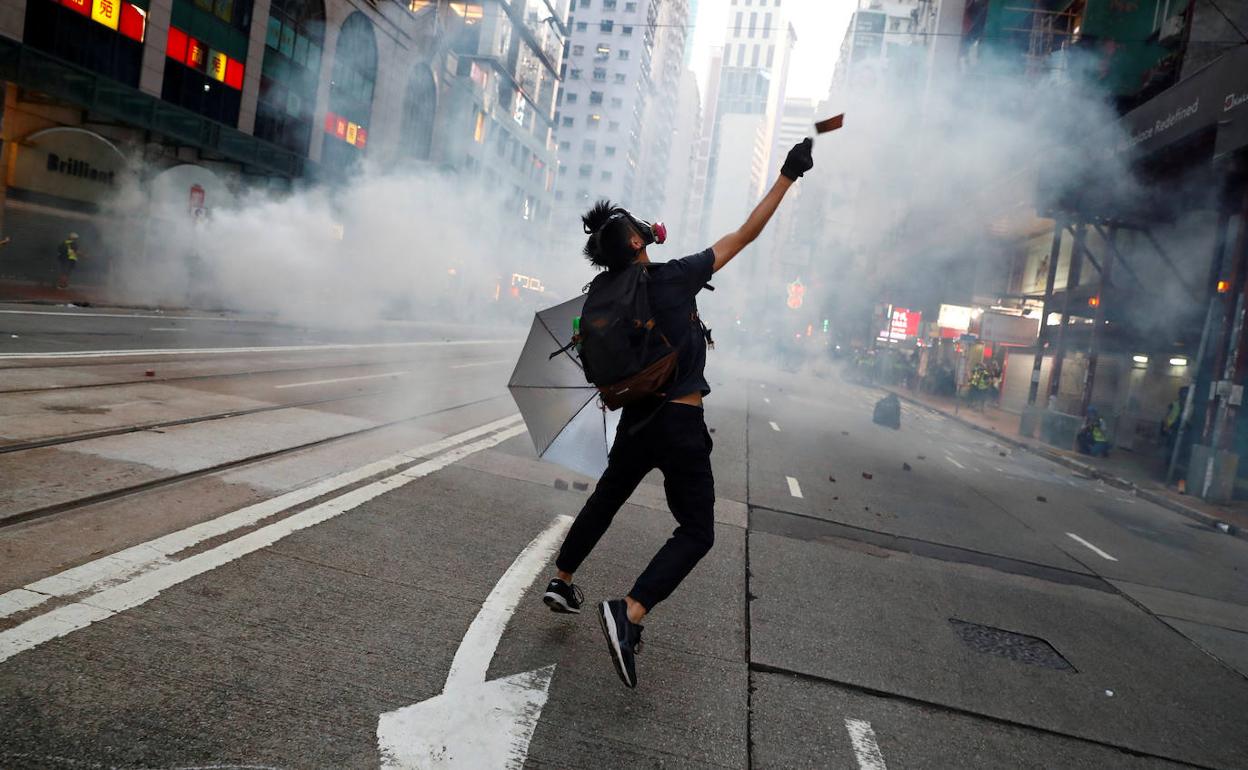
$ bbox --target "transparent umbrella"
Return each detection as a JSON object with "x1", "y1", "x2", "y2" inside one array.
[{"x1": 508, "y1": 295, "x2": 619, "y2": 478}]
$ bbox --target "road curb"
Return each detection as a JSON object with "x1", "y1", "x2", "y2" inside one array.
[{"x1": 885, "y1": 388, "x2": 1246, "y2": 542}]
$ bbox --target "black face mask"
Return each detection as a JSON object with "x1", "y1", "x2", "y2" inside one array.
[{"x1": 588, "y1": 208, "x2": 668, "y2": 246}]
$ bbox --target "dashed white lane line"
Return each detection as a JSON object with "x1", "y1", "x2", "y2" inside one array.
[
  {"x1": 769, "y1": 421, "x2": 781, "y2": 432},
  {"x1": 786, "y1": 476, "x2": 803, "y2": 498},
  {"x1": 845, "y1": 718, "x2": 887, "y2": 769},
  {"x1": 1066, "y1": 532, "x2": 1119, "y2": 562},
  {"x1": 945, "y1": 455, "x2": 965, "y2": 470},
  {"x1": 274, "y1": 370, "x2": 410, "y2": 389},
  {"x1": 450, "y1": 359, "x2": 511, "y2": 369}
]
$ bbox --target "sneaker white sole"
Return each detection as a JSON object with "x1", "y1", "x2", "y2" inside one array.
[
  {"x1": 598, "y1": 602, "x2": 635, "y2": 688},
  {"x1": 542, "y1": 591, "x2": 580, "y2": 614}
]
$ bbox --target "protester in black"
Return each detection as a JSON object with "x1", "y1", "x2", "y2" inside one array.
[{"x1": 542, "y1": 139, "x2": 816, "y2": 688}]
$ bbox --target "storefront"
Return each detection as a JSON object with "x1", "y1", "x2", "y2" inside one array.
[{"x1": 0, "y1": 127, "x2": 132, "y2": 284}]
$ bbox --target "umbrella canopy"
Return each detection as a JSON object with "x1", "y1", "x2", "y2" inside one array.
[{"x1": 508, "y1": 295, "x2": 620, "y2": 478}]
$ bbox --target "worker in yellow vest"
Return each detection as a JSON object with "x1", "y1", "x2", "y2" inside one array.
[
  {"x1": 56, "y1": 232, "x2": 80, "y2": 289},
  {"x1": 1077, "y1": 407, "x2": 1110, "y2": 457}
]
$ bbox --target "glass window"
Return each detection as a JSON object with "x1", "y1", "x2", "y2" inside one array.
[
  {"x1": 766, "y1": 45, "x2": 774, "y2": 66},
  {"x1": 570, "y1": 68, "x2": 582, "y2": 79},
  {"x1": 610, "y1": 97, "x2": 622, "y2": 107},
  {"x1": 614, "y1": 73, "x2": 626, "y2": 83},
  {"x1": 749, "y1": 12, "x2": 756, "y2": 36},
  {"x1": 608, "y1": 120, "x2": 619, "y2": 131},
  {"x1": 563, "y1": 116, "x2": 574, "y2": 126},
  {"x1": 621, "y1": 25, "x2": 633, "y2": 36},
  {"x1": 751, "y1": 44, "x2": 759, "y2": 66},
  {"x1": 625, "y1": 1, "x2": 636, "y2": 10},
  {"x1": 618, "y1": 49, "x2": 629, "y2": 60},
  {"x1": 565, "y1": 92, "x2": 578, "y2": 103},
  {"x1": 576, "y1": 21, "x2": 588, "y2": 31},
  {"x1": 583, "y1": 139, "x2": 596, "y2": 152},
  {"x1": 603, "y1": 0, "x2": 616, "y2": 8},
  {"x1": 559, "y1": 140, "x2": 571, "y2": 150},
  {"x1": 600, "y1": 19, "x2": 613, "y2": 32},
  {"x1": 605, "y1": 145, "x2": 616, "y2": 156},
  {"x1": 764, "y1": 12, "x2": 772, "y2": 35},
  {"x1": 572, "y1": 44, "x2": 584, "y2": 55},
  {"x1": 589, "y1": 90, "x2": 603, "y2": 104},
  {"x1": 579, "y1": 165, "x2": 592, "y2": 177},
  {"x1": 593, "y1": 68, "x2": 606, "y2": 81},
  {"x1": 602, "y1": 170, "x2": 612, "y2": 181},
  {"x1": 266, "y1": 16, "x2": 282, "y2": 49},
  {"x1": 736, "y1": 45, "x2": 745, "y2": 65}
]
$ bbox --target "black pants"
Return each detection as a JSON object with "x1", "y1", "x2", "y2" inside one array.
[{"x1": 556, "y1": 401, "x2": 715, "y2": 611}]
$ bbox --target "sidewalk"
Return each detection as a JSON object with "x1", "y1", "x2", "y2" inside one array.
[
  {"x1": 886, "y1": 386, "x2": 1248, "y2": 540},
  {"x1": 0, "y1": 278, "x2": 115, "y2": 308}
]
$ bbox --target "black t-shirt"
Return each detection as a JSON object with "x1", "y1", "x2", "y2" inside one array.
[{"x1": 645, "y1": 248, "x2": 715, "y2": 399}]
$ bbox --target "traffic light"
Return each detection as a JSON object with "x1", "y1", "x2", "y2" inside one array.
[{"x1": 822, "y1": 319, "x2": 829, "y2": 333}]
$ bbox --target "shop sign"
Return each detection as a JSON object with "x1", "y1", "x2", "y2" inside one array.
[
  {"x1": 880, "y1": 307, "x2": 921, "y2": 342},
  {"x1": 207, "y1": 51, "x2": 228, "y2": 83},
  {"x1": 323, "y1": 111, "x2": 368, "y2": 148},
  {"x1": 511, "y1": 273, "x2": 544, "y2": 293},
  {"x1": 62, "y1": 0, "x2": 91, "y2": 17},
  {"x1": 166, "y1": 27, "x2": 245, "y2": 90},
  {"x1": 937, "y1": 304, "x2": 973, "y2": 333},
  {"x1": 12, "y1": 128, "x2": 126, "y2": 205},
  {"x1": 980, "y1": 312, "x2": 1039, "y2": 346},
  {"x1": 90, "y1": 0, "x2": 120, "y2": 30}
]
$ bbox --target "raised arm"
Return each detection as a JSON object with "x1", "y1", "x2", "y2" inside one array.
[{"x1": 711, "y1": 138, "x2": 814, "y2": 273}]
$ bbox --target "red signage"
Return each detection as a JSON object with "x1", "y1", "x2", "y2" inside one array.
[
  {"x1": 786, "y1": 279, "x2": 805, "y2": 310},
  {"x1": 62, "y1": 0, "x2": 92, "y2": 17},
  {"x1": 323, "y1": 111, "x2": 368, "y2": 148},
  {"x1": 165, "y1": 26, "x2": 245, "y2": 91},
  {"x1": 881, "y1": 307, "x2": 921, "y2": 342}
]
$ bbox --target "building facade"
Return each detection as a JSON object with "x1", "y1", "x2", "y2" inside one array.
[{"x1": 0, "y1": 0, "x2": 567, "y2": 285}]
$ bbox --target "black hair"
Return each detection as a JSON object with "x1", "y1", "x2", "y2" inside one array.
[{"x1": 582, "y1": 199, "x2": 640, "y2": 271}]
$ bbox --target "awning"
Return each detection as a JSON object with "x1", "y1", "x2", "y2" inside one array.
[{"x1": 1117, "y1": 46, "x2": 1248, "y2": 160}]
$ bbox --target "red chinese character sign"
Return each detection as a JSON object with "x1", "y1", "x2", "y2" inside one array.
[
  {"x1": 880, "y1": 306, "x2": 922, "y2": 342},
  {"x1": 786, "y1": 279, "x2": 805, "y2": 310}
]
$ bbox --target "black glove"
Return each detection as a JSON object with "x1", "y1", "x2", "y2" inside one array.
[{"x1": 780, "y1": 137, "x2": 814, "y2": 181}]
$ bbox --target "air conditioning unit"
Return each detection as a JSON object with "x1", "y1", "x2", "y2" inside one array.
[{"x1": 1160, "y1": 13, "x2": 1184, "y2": 45}]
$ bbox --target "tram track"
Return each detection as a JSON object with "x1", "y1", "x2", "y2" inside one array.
[{"x1": 0, "y1": 392, "x2": 513, "y2": 530}]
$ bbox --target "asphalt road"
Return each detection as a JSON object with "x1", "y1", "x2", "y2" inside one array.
[{"x1": 1, "y1": 303, "x2": 1246, "y2": 769}]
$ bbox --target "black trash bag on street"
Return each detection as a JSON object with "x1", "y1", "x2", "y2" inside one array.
[{"x1": 873, "y1": 393, "x2": 901, "y2": 430}]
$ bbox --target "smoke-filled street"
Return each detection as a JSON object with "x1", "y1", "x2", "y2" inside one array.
[{"x1": 1, "y1": 304, "x2": 1245, "y2": 768}]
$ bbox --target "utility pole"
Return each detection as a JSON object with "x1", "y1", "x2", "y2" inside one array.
[
  {"x1": 1047, "y1": 222, "x2": 1086, "y2": 410},
  {"x1": 1026, "y1": 219, "x2": 1063, "y2": 407},
  {"x1": 1079, "y1": 225, "x2": 1115, "y2": 416}
]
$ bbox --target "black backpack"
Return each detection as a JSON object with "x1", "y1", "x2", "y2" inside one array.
[{"x1": 564, "y1": 263, "x2": 678, "y2": 410}]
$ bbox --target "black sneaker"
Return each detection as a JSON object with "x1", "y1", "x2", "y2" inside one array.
[
  {"x1": 598, "y1": 599, "x2": 644, "y2": 688},
  {"x1": 542, "y1": 578, "x2": 584, "y2": 614}
]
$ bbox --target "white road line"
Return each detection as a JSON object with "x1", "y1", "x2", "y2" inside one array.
[
  {"x1": 0, "y1": 415, "x2": 522, "y2": 622},
  {"x1": 0, "y1": 309, "x2": 244, "y2": 322},
  {"x1": 786, "y1": 476, "x2": 803, "y2": 498},
  {"x1": 845, "y1": 719, "x2": 887, "y2": 769},
  {"x1": 0, "y1": 339, "x2": 514, "y2": 360},
  {"x1": 274, "y1": 370, "x2": 410, "y2": 389},
  {"x1": 1065, "y1": 532, "x2": 1119, "y2": 562},
  {"x1": 148, "y1": 327, "x2": 184, "y2": 332},
  {"x1": 945, "y1": 455, "x2": 965, "y2": 470},
  {"x1": 769, "y1": 421, "x2": 781, "y2": 432},
  {"x1": 0, "y1": 421, "x2": 527, "y2": 664},
  {"x1": 450, "y1": 359, "x2": 512, "y2": 369}
]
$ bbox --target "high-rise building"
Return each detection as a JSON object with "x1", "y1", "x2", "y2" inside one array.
[
  {"x1": 552, "y1": 0, "x2": 663, "y2": 218},
  {"x1": 687, "y1": 45, "x2": 722, "y2": 250},
  {"x1": 702, "y1": 0, "x2": 795, "y2": 242},
  {"x1": 635, "y1": 0, "x2": 691, "y2": 216},
  {"x1": 661, "y1": 68, "x2": 702, "y2": 254}
]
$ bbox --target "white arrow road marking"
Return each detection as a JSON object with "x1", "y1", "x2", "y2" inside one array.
[
  {"x1": 1065, "y1": 532, "x2": 1118, "y2": 562},
  {"x1": 786, "y1": 476, "x2": 803, "y2": 498},
  {"x1": 377, "y1": 514, "x2": 573, "y2": 769},
  {"x1": 0, "y1": 415, "x2": 523, "y2": 622},
  {"x1": 274, "y1": 371, "x2": 410, "y2": 389},
  {"x1": 769, "y1": 421, "x2": 781, "y2": 432},
  {"x1": 0, "y1": 421, "x2": 526, "y2": 663},
  {"x1": 845, "y1": 718, "x2": 887, "y2": 769}
]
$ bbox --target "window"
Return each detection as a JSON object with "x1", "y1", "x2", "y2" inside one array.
[
  {"x1": 583, "y1": 139, "x2": 596, "y2": 152},
  {"x1": 570, "y1": 68, "x2": 582, "y2": 79},
  {"x1": 559, "y1": 165, "x2": 568, "y2": 175},
  {"x1": 579, "y1": 0, "x2": 589, "y2": 6},
  {"x1": 559, "y1": 140, "x2": 571, "y2": 150},
  {"x1": 605, "y1": 145, "x2": 616, "y2": 156},
  {"x1": 572, "y1": 44, "x2": 584, "y2": 55},
  {"x1": 565, "y1": 92, "x2": 578, "y2": 103},
  {"x1": 596, "y1": 43, "x2": 610, "y2": 60},
  {"x1": 589, "y1": 113, "x2": 602, "y2": 127},
  {"x1": 734, "y1": 12, "x2": 742, "y2": 33},
  {"x1": 736, "y1": 45, "x2": 745, "y2": 65},
  {"x1": 618, "y1": 49, "x2": 629, "y2": 60},
  {"x1": 600, "y1": 19, "x2": 614, "y2": 32},
  {"x1": 751, "y1": 44, "x2": 759, "y2": 66},
  {"x1": 614, "y1": 73, "x2": 626, "y2": 84},
  {"x1": 764, "y1": 12, "x2": 772, "y2": 35},
  {"x1": 576, "y1": 21, "x2": 588, "y2": 31},
  {"x1": 589, "y1": 90, "x2": 604, "y2": 104},
  {"x1": 602, "y1": 170, "x2": 613, "y2": 181},
  {"x1": 625, "y1": 1, "x2": 636, "y2": 10},
  {"x1": 610, "y1": 97, "x2": 623, "y2": 108},
  {"x1": 604, "y1": 0, "x2": 617, "y2": 8},
  {"x1": 767, "y1": 45, "x2": 774, "y2": 66},
  {"x1": 749, "y1": 12, "x2": 756, "y2": 36},
  {"x1": 608, "y1": 120, "x2": 619, "y2": 131},
  {"x1": 622, "y1": 25, "x2": 633, "y2": 36},
  {"x1": 890, "y1": 17, "x2": 902, "y2": 31},
  {"x1": 593, "y1": 67, "x2": 607, "y2": 81},
  {"x1": 563, "y1": 116, "x2": 574, "y2": 126}
]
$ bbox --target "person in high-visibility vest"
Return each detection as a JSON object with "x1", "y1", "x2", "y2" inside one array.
[
  {"x1": 1077, "y1": 406, "x2": 1110, "y2": 457},
  {"x1": 1160, "y1": 386, "x2": 1188, "y2": 456},
  {"x1": 56, "y1": 232, "x2": 80, "y2": 289}
]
